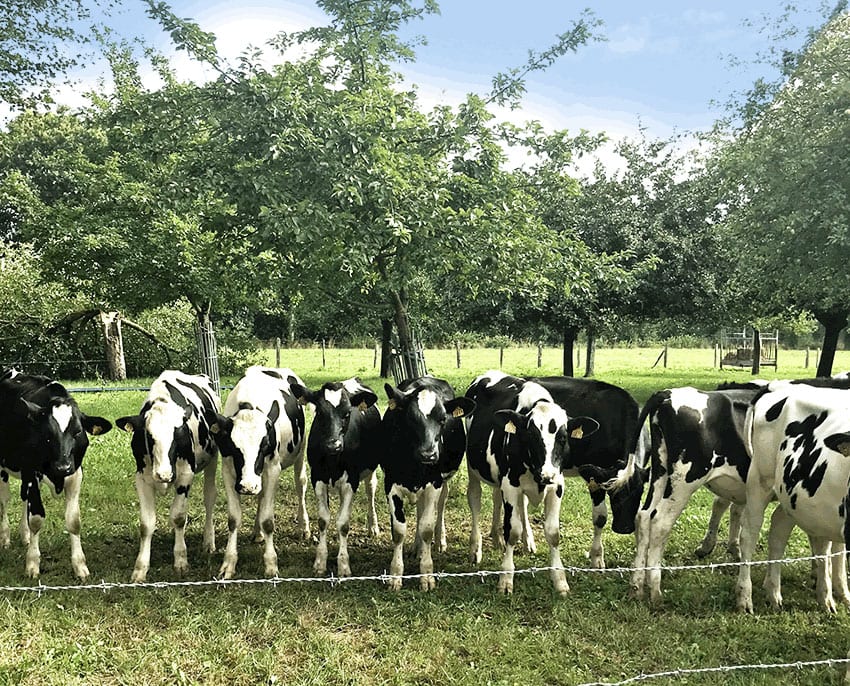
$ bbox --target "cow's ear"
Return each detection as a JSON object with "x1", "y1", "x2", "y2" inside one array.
[
  {"x1": 494, "y1": 409, "x2": 524, "y2": 436},
  {"x1": 385, "y1": 384, "x2": 405, "y2": 411},
  {"x1": 207, "y1": 411, "x2": 232, "y2": 437},
  {"x1": 445, "y1": 397, "x2": 476, "y2": 419},
  {"x1": 116, "y1": 415, "x2": 143, "y2": 433},
  {"x1": 82, "y1": 415, "x2": 113, "y2": 436},
  {"x1": 350, "y1": 390, "x2": 378, "y2": 412},
  {"x1": 567, "y1": 416, "x2": 599, "y2": 440},
  {"x1": 14, "y1": 398, "x2": 43, "y2": 422},
  {"x1": 289, "y1": 382, "x2": 312, "y2": 406},
  {"x1": 824, "y1": 432, "x2": 850, "y2": 457}
]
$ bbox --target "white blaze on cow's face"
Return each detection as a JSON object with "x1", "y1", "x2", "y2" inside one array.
[
  {"x1": 527, "y1": 401, "x2": 570, "y2": 483},
  {"x1": 323, "y1": 387, "x2": 343, "y2": 408},
  {"x1": 51, "y1": 404, "x2": 72, "y2": 433},
  {"x1": 145, "y1": 402, "x2": 188, "y2": 483},
  {"x1": 229, "y1": 409, "x2": 271, "y2": 495}
]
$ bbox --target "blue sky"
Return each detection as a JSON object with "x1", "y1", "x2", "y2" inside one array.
[{"x1": 103, "y1": 1, "x2": 829, "y2": 153}]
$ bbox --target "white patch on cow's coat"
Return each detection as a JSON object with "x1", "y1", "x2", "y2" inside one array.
[
  {"x1": 417, "y1": 389, "x2": 438, "y2": 417},
  {"x1": 669, "y1": 387, "x2": 709, "y2": 418},
  {"x1": 528, "y1": 401, "x2": 569, "y2": 481},
  {"x1": 342, "y1": 378, "x2": 365, "y2": 394},
  {"x1": 52, "y1": 404, "x2": 73, "y2": 433},
  {"x1": 323, "y1": 388, "x2": 343, "y2": 408},
  {"x1": 515, "y1": 381, "x2": 553, "y2": 412}
]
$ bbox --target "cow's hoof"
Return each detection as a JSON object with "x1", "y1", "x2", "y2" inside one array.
[
  {"x1": 497, "y1": 580, "x2": 513, "y2": 595},
  {"x1": 387, "y1": 577, "x2": 402, "y2": 591},
  {"x1": 313, "y1": 562, "x2": 327, "y2": 576},
  {"x1": 420, "y1": 575, "x2": 435, "y2": 591},
  {"x1": 25, "y1": 566, "x2": 39, "y2": 579},
  {"x1": 694, "y1": 543, "x2": 715, "y2": 559},
  {"x1": 130, "y1": 569, "x2": 148, "y2": 584},
  {"x1": 629, "y1": 586, "x2": 645, "y2": 600},
  {"x1": 219, "y1": 566, "x2": 235, "y2": 580},
  {"x1": 264, "y1": 566, "x2": 278, "y2": 578},
  {"x1": 174, "y1": 562, "x2": 188, "y2": 578},
  {"x1": 75, "y1": 565, "x2": 90, "y2": 581}
]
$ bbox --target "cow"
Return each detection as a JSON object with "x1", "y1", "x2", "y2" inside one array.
[
  {"x1": 465, "y1": 371, "x2": 600, "y2": 595},
  {"x1": 0, "y1": 368, "x2": 112, "y2": 578},
  {"x1": 625, "y1": 384, "x2": 763, "y2": 602},
  {"x1": 466, "y1": 372, "x2": 646, "y2": 572},
  {"x1": 380, "y1": 376, "x2": 475, "y2": 591},
  {"x1": 116, "y1": 370, "x2": 220, "y2": 582},
  {"x1": 736, "y1": 382, "x2": 850, "y2": 612},
  {"x1": 288, "y1": 377, "x2": 382, "y2": 577},
  {"x1": 205, "y1": 366, "x2": 307, "y2": 579}
]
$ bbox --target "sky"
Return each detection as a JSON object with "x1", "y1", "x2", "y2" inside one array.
[{"x1": 94, "y1": 0, "x2": 829, "y2": 166}]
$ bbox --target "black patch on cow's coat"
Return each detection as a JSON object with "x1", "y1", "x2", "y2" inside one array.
[
  {"x1": 176, "y1": 485, "x2": 190, "y2": 496},
  {"x1": 391, "y1": 495, "x2": 405, "y2": 524},
  {"x1": 163, "y1": 381, "x2": 190, "y2": 410},
  {"x1": 839, "y1": 500, "x2": 845, "y2": 519},
  {"x1": 556, "y1": 484, "x2": 563, "y2": 498},
  {"x1": 0, "y1": 471, "x2": 7, "y2": 483},
  {"x1": 594, "y1": 514, "x2": 607, "y2": 529},
  {"x1": 765, "y1": 397, "x2": 787, "y2": 422},
  {"x1": 790, "y1": 493, "x2": 798, "y2": 509},
  {"x1": 782, "y1": 411, "x2": 830, "y2": 499},
  {"x1": 503, "y1": 501, "x2": 514, "y2": 543}
]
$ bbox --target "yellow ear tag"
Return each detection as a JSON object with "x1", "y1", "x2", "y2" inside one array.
[
  {"x1": 504, "y1": 421, "x2": 516, "y2": 435},
  {"x1": 388, "y1": 398, "x2": 397, "y2": 410},
  {"x1": 210, "y1": 424, "x2": 220, "y2": 434},
  {"x1": 92, "y1": 426, "x2": 102, "y2": 436},
  {"x1": 571, "y1": 426, "x2": 584, "y2": 439},
  {"x1": 452, "y1": 407, "x2": 465, "y2": 418},
  {"x1": 358, "y1": 401, "x2": 368, "y2": 412},
  {"x1": 124, "y1": 423, "x2": 134, "y2": 433},
  {"x1": 588, "y1": 478, "x2": 600, "y2": 492}
]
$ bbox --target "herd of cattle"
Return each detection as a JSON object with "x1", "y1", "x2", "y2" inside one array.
[{"x1": 2, "y1": 364, "x2": 850, "y2": 612}]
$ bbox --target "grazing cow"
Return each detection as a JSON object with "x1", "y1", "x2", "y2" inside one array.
[
  {"x1": 465, "y1": 371, "x2": 599, "y2": 595},
  {"x1": 0, "y1": 369, "x2": 111, "y2": 578},
  {"x1": 380, "y1": 376, "x2": 475, "y2": 591},
  {"x1": 288, "y1": 377, "x2": 382, "y2": 577},
  {"x1": 206, "y1": 366, "x2": 307, "y2": 579},
  {"x1": 626, "y1": 384, "x2": 763, "y2": 602},
  {"x1": 466, "y1": 372, "x2": 645, "y2": 572},
  {"x1": 737, "y1": 383, "x2": 850, "y2": 612},
  {"x1": 116, "y1": 370, "x2": 220, "y2": 582}
]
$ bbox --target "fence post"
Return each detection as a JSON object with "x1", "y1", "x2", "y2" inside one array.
[
  {"x1": 714, "y1": 344, "x2": 718, "y2": 369},
  {"x1": 805, "y1": 348, "x2": 810, "y2": 368},
  {"x1": 455, "y1": 341, "x2": 461, "y2": 369},
  {"x1": 275, "y1": 337, "x2": 281, "y2": 367},
  {"x1": 321, "y1": 339, "x2": 326, "y2": 368},
  {"x1": 499, "y1": 347, "x2": 504, "y2": 369},
  {"x1": 664, "y1": 345, "x2": 668, "y2": 368},
  {"x1": 373, "y1": 343, "x2": 378, "y2": 369}
]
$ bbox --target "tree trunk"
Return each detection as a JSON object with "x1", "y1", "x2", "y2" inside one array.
[
  {"x1": 195, "y1": 308, "x2": 221, "y2": 395},
  {"x1": 380, "y1": 318, "x2": 392, "y2": 378},
  {"x1": 751, "y1": 327, "x2": 761, "y2": 376},
  {"x1": 389, "y1": 288, "x2": 418, "y2": 380},
  {"x1": 562, "y1": 328, "x2": 577, "y2": 377},
  {"x1": 99, "y1": 311, "x2": 127, "y2": 381},
  {"x1": 815, "y1": 310, "x2": 848, "y2": 377},
  {"x1": 584, "y1": 332, "x2": 596, "y2": 377}
]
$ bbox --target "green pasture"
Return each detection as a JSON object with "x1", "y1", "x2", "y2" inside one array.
[{"x1": 2, "y1": 347, "x2": 849, "y2": 685}]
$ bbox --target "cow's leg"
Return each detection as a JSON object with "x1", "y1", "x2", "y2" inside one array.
[
  {"x1": 63, "y1": 469, "x2": 89, "y2": 580},
  {"x1": 434, "y1": 480, "x2": 449, "y2": 553},
  {"x1": 132, "y1": 473, "x2": 156, "y2": 583},
  {"x1": 0, "y1": 478, "x2": 11, "y2": 548},
  {"x1": 336, "y1": 480, "x2": 355, "y2": 577},
  {"x1": 631, "y1": 471, "x2": 666, "y2": 599},
  {"x1": 695, "y1": 495, "x2": 732, "y2": 558},
  {"x1": 23, "y1": 480, "x2": 44, "y2": 578},
  {"x1": 293, "y1": 447, "x2": 310, "y2": 540},
  {"x1": 521, "y1": 493, "x2": 536, "y2": 555},
  {"x1": 364, "y1": 470, "x2": 380, "y2": 537},
  {"x1": 202, "y1": 458, "x2": 217, "y2": 554},
  {"x1": 417, "y1": 484, "x2": 440, "y2": 591},
  {"x1": 490, "y1": 484, "x2": 504, "y2": 551},
  {"x1": 387, "y1": 487, "x2": 407, "y2": 591},
  {"x1": 763, "y1": 504, "x2": 795, "y2": 610},
  {"x1": 644, "y1": 483, "x2": 696, "y2": 604},
  {"x1": 170, "y1": 462, "x2": 194, "y2": 577},
  {"x1": 543, "y1": 483, "x2": 568, "y2": 596},
  {"x1": 19, "y1": 499, "x2": 28, "y2": 545},
  {"x1": 831, "y1": 541, "x2": 850, "y2": 607},
  {"x1": 257, "y1": 462, "x2": 281, "y2": 577},
  {"x1": 467, "y1": 468, "x2": 484, "y2": 564},
  {"x1": 811, "y1": 536, "x2": 836, "y2": 613},
  {"x1": 313, "y1": 480, "x2": 331, "y2": 576},
  {"x1": 497, "y1": 486, "x2": 523, "y2": 595},
  {"x1": 219, "y1": 461, "x2": 242, "y2": 579},
  {"x1": 727, "y1": 502, "x2": 744, "y2": 561},
  {"x1": 736, "y1": 483, "x2": 774, "y2": 613},
  {"x1": 588, "y1": 486, "x2": 607, "y2": 569}
]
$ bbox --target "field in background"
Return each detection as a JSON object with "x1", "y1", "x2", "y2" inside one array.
[{"x1": 1, "y1": 347, "x2": 849, "y2": 684}]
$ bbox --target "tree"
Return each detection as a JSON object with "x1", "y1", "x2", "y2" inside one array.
[{"x1": 710, "y1": 7, "x2": 850, "y2": 376}]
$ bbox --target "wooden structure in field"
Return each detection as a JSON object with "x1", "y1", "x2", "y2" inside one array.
[{"x1": 720, "y1": 327, "x2": 779, "y2": 370}]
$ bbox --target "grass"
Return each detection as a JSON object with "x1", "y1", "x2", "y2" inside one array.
[{"x1": 2, "y1": 346, "x2": 849, "y2": 685}]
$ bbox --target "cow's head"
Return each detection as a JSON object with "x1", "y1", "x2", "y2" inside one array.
[
  {"x1": 18, "y1": 396, "x2": 112, "y2": 483},
  {"x1": 117, "y1": 399, "x2": 194, "y2": 483},
  {"x1": 205, "y1": 401, "x2": 280, "y2": 495},
  {"x1": 586, "y1": 461, "x2": 648, "y2": 535},
  {"x1": 384, "y1": 383, "x2": 475, "y2": 465},
  {"x1": 494, "y1": 403, "x2": 599, "y2": 485},
  {"x1": 290, "y1": 379, "x2": 377, "y2": 457}
]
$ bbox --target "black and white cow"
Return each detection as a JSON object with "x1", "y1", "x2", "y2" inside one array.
[
  {"x1": 288, "y1": 377, "x2": 382, "y2": 577},
  {"x1": 465, "y1": 371, "x2": 599, "y2": 595},
  {"x1": 206, "y1": 366, "x2": 307, "y2": 579},
  {"x1": 737, "y1": 382, "x2": 850, "y2": 612},
  {"x1": 116, "y1": 370, "x2": 220, "y2": 582},
  {"x1": 380, "y1": 376, "x2": 475, "y2": 591},
  {"x1": 0, "y1": 369, "x2": 111, "y2": 578},
  {"x1": 625, "y1": 384, "x2": 763, "y2": 602}
]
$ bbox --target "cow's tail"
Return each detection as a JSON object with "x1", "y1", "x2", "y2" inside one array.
[{"x1": 602, "y1": 391, "x2": 664, "y2": 492}]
